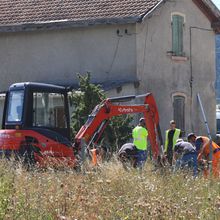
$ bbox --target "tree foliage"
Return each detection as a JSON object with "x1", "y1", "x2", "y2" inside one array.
[
  {"x1": 70, "y1": 73, "x2": 105, "y2": 135},
  {"x1": 70, "y1": 73, "x2": 133, "y2": 152}
]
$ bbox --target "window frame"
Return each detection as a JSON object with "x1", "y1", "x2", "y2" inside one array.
[
  {"x1": 32, "y1": 92, "x2": 67, "y2": 129},
  {"x1": 171, "y1": 12, "x2": 185, "y2": 57},
  {"x1": 172, "y1": 94, "x2": 186, "y2": 134},
  {"x1": 6, "y1": 90, "x2": 24, "y2": 123}
]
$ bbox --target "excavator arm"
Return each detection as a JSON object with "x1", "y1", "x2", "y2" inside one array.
[{"x1": 74, "y1": 93, "x2": 163, "y2": 160}]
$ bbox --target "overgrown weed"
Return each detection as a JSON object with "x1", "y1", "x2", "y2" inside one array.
[{"x1": 0, "y1": 159, "x2": 219, "y2": 219}]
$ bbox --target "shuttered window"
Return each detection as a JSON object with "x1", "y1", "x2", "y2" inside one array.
[
  {"x1": 173, "y1": 95, "x2": 185, "y2": 134},
  {"x1": 172, "y1": 15, "x2": 184, "y2": 56}
]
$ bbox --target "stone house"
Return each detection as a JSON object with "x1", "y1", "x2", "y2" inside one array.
[{"x1": 0, "y1": 0, "x2": 219, "y2": 139}]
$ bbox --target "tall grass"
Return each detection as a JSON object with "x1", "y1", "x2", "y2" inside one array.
[{"x1": 0, "y1": 159, "x2": 219, "y2": 220}]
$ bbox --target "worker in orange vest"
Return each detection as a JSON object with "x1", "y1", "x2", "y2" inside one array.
[{"x1": 195, "y1": 136, "x2": 220, "y2": 178}]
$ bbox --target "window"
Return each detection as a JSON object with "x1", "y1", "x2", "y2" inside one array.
[
  {"x1": 172, "y1": 14, "x2": 184, "y2": 56},
  {"x1": 33, "y1": 92, "x2": 67, "y2": 128},
  {"x1": 173, "y1": 95, "x2": 185, "y2": 134},
  {"x1": 0, "y1": 94, "x2": 6, "y2": 127},
  {"x1": 217, "y1": 118, "x2": 220, "y2": 134},
  {"x1": 216, "y1": 111, "x2": 220, "y2": 134},
  {"x1": 6, "y1": 90, "x2": 24, "y2": 122}
]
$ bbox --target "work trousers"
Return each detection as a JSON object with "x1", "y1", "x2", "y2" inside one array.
[
  {"x1": 203, "y1": 152, "x2": 220, "y2": 178},
  {"x1": 167, "y1": 150, "x2": 173, "y2": 166},
  {"x1": 136, "y1": 150, "x2": 147, "y2": 169},
  {"x1": 175, "y1": 152, "x2": 198, "y2": 177}
]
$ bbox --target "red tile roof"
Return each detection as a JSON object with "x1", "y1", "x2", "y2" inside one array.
[{"x1": 0, "y1": 0, "x2": 161, "y2": 26}]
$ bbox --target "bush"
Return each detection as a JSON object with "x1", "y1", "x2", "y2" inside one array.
[{"x1": 70, "y1": 73, "x2": 133, "y2": 152}]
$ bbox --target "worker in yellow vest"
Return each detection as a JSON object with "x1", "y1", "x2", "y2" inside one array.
[
  {"x1": 132, "y1": 118, "x2": 148, "y2": 169},
  {"x1": 164, "y1": 120, "x2": 181, "y2": 166}
]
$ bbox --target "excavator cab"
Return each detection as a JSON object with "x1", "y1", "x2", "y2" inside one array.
[
  {"x1": 0, "y1": 82, "x2": 75, "y2": 167},
  {"x1": 3, "y1": 82, "x2": 71, "y2": 139}
]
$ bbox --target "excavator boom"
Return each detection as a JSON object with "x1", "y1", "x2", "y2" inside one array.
[{"x1": 74, "y1": 93, "x2": 162, "y2": 160}]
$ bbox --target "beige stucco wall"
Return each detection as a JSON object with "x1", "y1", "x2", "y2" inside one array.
[
  {"x1": 136, "y1": 0, "x2": 216, "y2": 138},
  {"x1": 0, "y1": 24, "x2": 137, "y2": 90},
  {"x1": 0, "y1": 0, "x2": 217, "y2": 139},
  {"x1": 105, "y1": 83, "x2": 137, "y2": 98}
]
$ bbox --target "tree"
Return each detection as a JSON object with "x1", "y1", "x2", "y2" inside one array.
[{"x1": 70, "y1": 73, "x2": 133, "y2": 152}]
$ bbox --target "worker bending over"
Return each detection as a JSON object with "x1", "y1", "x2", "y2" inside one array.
[
  {"x1": 173, "y1": 138, "x2": 198, "y2": 177},
  {"x1": 118, "y1": 143, "x2": 138, "y2": 169},
  {"x1": 187, "y1": 133, "x2": 197, "y2": 147},
  {"x1": 132, "y1": 118, "x2": 148, "y2": 169},
  {"x1": 164, "y1": 120, "x2": 181, "y2": 166},
  {"x1": 195, "y1": 136, "x2": 220, "y2": 178}
]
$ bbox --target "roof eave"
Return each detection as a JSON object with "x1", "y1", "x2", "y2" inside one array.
[
  {"x1": 138, "y1": 0, "x2": 166, "y2": 22},
  {"x1": 0, "y1": 17, "x2": 139, "y2": 33},
  {"x1": 211, "y1": 21, "x2": 220, "y2": 33},
  {"x1": 192, "y1": 0, "x2": 220, "y2": 21}
]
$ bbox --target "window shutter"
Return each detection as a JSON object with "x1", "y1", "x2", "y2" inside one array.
[
  {"x1": 172, "y1": 15, "x2": 184, "y2": 56},
  {"x1": 173, "y1": 96, "x2": 185, "y2": 134}
]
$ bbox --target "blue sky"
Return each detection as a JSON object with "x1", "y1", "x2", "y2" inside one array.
[{"x1": 212, "y1": 0, "x2": 220, "y2": 9}]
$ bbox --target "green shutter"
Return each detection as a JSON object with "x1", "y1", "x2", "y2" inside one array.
[
  {"x1": 173, "y1": 95, "x2": 185, "y2": 133},
  {"x1": 172, "y1": 15, "x2": 183, "y2": 56}
]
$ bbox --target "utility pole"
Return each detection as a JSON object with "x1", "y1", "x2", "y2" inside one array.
[{"x1": 197, "y1": 93, "x2": 212, "y2": 174}]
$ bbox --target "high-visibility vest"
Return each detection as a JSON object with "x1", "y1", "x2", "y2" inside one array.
[
  {"x1": 164, "y1": 128, "x2": 181, "y2": 152},
  {"x1": 197, "y1": 136, "x2": 220, "y2": 178},
  {"x1": 197, "y1": 136, "x2": 220, "y2": 159},
  {"x1": 132, "y1": 125, "x2": 148, "y2": 150}
]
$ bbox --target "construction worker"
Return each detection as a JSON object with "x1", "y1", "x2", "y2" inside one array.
[
  {"x1": 132, "y1": 118, "x2": 148, "y2": 169},
  {"x1": 164, "y1": 120, "x2": 181, "y2": 166},
  {"x1": 187, "y1": 133, "x2": 197, "y2": 147},
  {"x1": 118, "y1": 143, "x2": 138, "y2": 169},
  {"x1": 195, "y1": 136, "x2": 220, "y2": 178},
  {"x1": 173, "y1": 139, "x2": 198, "y2": 176}
]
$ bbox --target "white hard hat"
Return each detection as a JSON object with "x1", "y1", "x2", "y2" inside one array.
[{"x1": 176, "y1": 138, "x2": 183, "y2": 143}]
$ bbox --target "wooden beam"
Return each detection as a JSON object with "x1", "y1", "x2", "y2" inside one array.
[
  {"x1": 192, "y1": 0, "x2": 219, "y2": 22},
  {"x1": 211, "y1": 21, "x2": 220, "y2": 33},
  {"x1": 0, "y1": 17, "x2": 138, "y2": 33}
]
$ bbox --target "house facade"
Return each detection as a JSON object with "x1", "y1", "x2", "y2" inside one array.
[
  {"x1": 216, "y1": 35, "x2": 220, "y2": 103},
  {"x1": 0, "y1": 0, "x2": 219, "y2": 139}
]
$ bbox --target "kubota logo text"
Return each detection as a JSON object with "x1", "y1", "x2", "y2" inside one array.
[{"x1": 118, "y1": 107, "x2": 134, "y2": 113}]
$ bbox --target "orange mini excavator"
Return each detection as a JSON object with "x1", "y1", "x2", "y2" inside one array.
[
  {"x1": 74, "y1": 93, "x2": 163, "y2": 162},
  {"x1": 0, "y1": 82, "x2": 163, "y2": 167}
]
